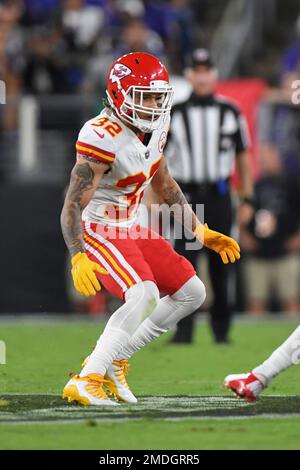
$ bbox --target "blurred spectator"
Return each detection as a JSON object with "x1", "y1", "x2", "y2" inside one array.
[
  {"x1": 114, "y1": 17, "x2": 165, "y2": 61},
  {"x1": 144, "y1": 0, "x2": 195, "y2": 72},
  {"x1": 61, "y1": 0, "x2": 104, "y2": 51},
  {"x1": 59, "y1": 0, "x2": 105, "y2": 91},
  {"x1": 80, "y1": 0, "x2": 148, "y2": 93},
  {"x1": 21, "y1": 0, "x2": 60, "y2": 26},
  {"x1": 0, "y1": 0, "x2": 24, "y2": 130},
  {"x1": 258, "y1": 13, "x2": 300, "y2": 173},
  {"x1": 259, "y1": 70, "x2": 300, "y2": 173},
  {"x1": 80, "y1": 37, "x2": 114, "y2": 95},
  {"x1": 281, "y1": 14, "x2": 300, "y2": 75},
  {"x1": 144, "y1": 0, "x2": 174, "y2": 40},
  {"x1": 98, "y1": 0, "x2": 145, "y2": 30},
  {"x1": 166, "y1": 0, "x2": 195, "y2": 72},
  {"x1": 23, "y1": 25, "x2": 67, "y2": 94},
  {"x1": 241, "y1": 144, "x2": 300, "y2": 316},
  {"x1": 23, "y1": 0, "x2": 105, "y2": 94}
]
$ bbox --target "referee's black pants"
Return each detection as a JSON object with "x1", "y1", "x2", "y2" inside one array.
[{"x1": 172, "y1": 182, "x2": 234, "y2": 343}]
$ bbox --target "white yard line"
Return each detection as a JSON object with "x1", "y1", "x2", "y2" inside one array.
[{"x1": 0, "y1": 395, "x2": 299, "y2": 425}]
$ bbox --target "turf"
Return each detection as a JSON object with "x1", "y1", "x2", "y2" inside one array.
[
  {"x1": 0, "y1": 319, "x2": 300, "y2": 449},
  {"x1": 1, "y1": 418, "x2": 300, "y2": 450}
]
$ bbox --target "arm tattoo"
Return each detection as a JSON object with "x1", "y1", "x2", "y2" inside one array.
[
  {"x1": 61, "y1": 163, "x2": 95, "y2": 257},
  {"x1": 161, "y1": 166, "x2": 199, "y2": 232},
  {"x1": 160, "y1": 161, "x2": 187, "y2": 207}
]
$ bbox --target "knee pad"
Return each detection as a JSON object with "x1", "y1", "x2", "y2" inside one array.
[
  {"x1": 172, "y1": 275, "x2": 206, "y2": 311},
  {"x1": 107, "y1": 281, "x2": 159, "y2": 335},
  {"x1": 125, "y1": 280, "x2": 160, "y2": 319}
]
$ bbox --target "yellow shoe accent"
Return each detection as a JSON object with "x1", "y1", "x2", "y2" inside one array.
[
  {"x1": 79, "y1": 356, "x2": 137, "y2": 403},
  {"x1": 84, "y1": 374, "x2": 110, "y2": 400},
  {"x1": 105, "y1": 360, "x2": 137, "y2": 404},
  {"x1": 105, "y1": 359, "x2": 129, "y2": 399},
  {"x1": 112, "y1": 359, "x2": 129, "y2": 386},
  {"x1": 104, "y1": 377, "x2": 119, "y2": 399},
  {"x1": 62, "y1": 384, "x2": 91, "y2": 406},
  {"x1": 82, "y1": 358, "x2": 130, "y2": 394},
  {"x1": 62, "y1": 373, "x2": 117, "y2": 406}
]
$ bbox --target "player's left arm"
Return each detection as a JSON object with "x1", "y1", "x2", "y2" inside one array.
[
  {"x1": 60, "y1": 156, "x2": 110, "y2": 296},
  {"x1": 151, "y1": 155, "x2": 240, "y2": 264},
  {"x1": 151, "y1": 155, "x2": 199, "y2": 231}
]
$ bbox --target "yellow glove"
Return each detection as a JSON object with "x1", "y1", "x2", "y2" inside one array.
[
  {"x1": 71, "y1": 252, "x2": 108, "y2": 296},
  {"x1": 194, "y1": 223, "x2": 241, "y2": 264}
]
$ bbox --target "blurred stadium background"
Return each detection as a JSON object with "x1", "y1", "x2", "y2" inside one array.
[{"x1": 1, "y1": 0, "x2": 300, "y2": 319}]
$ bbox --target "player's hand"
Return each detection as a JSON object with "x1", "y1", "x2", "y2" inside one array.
[
  {"x1": 194, "y1": 223, "x2": 241, "y2": 264},
  {"x1": 71, "y1": 252, "x2": 108, "y2": 296}
]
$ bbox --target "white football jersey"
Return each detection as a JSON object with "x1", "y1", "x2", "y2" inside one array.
[{"x1": 76, "y1": 107, "x2": 169, "y2": 227}]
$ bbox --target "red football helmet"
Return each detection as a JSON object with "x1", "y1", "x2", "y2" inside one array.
[{"x1": 106, "y1": 52, "x2": 174, "y2": 133}]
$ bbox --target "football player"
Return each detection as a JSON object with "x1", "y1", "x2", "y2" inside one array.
[
  {"x1": 61, "y1": 52, "x2": 240, "y2": 406},
  {"x1": 224, "y1": 324, "x2": 300, "y2": 402}
]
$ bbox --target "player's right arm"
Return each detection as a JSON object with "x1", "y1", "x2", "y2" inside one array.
[
  {"x1": 61, "y1": 155, "x2": 109, "y2": 257},
  {"x1": 60, "y1": 155, "x2": 110, "y2": 296}
]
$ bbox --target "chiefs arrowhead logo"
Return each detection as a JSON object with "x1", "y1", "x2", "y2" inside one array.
[{"x1": 110, "y1": 63, "x2": 132, "y2": 83}]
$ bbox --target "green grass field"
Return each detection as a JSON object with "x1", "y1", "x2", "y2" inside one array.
[{"x1": 0, "y1": 318, "x2": 300, "y2": 449}]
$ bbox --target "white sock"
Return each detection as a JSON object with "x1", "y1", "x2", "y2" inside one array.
[
  {"x1": 80, "y1": 281, "x2": 159, "y2": 377},
  {"x1": 117, "y1": 275, "x2": 206, "y2": 360},
  {"x1": 120, "y1": 318, "x2": 167, "y2": 360},
  {"x1": 81, "y1": 327, "x2": 131, "y2": 377},
  {"x1": 253, "y1": 325, "x2": 300, "y2": 384}
]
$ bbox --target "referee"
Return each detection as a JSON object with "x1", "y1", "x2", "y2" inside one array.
[{"x1": 167, "y1": 49, "x2": 253, "y2": 343}]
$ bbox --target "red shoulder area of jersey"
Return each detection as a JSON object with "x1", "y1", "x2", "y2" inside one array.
[{"x1": 76, "y1": 140, "x2": 115, "y2": 164}]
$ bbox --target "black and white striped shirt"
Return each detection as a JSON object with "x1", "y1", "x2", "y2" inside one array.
[{"x1": 166, "y1": 93, "x2": 250, "y2": 183}]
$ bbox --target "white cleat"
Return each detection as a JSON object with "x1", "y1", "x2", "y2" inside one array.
[
  {"x1": 81, "y1": 355, "x2": 137, "y2": 404},
  {"x1": 224, "y1": 372, "x2": 267, "y2": 402},
  {"x1": 62, "y1": 373, "x2": 119, "y2": 406},
  {"x1": 105, "y1": 359, "x2": 138, "y2": 404}
]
